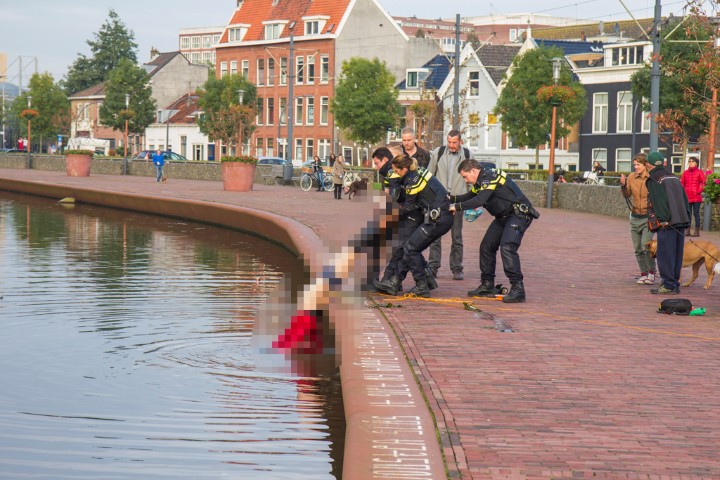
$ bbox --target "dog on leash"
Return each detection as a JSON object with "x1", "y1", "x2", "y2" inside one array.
[
  {"x1": 161, "y1": 175, "x2": 168, "y2": 183},
  {"x1": 344, "y1": 177, "x2": 368, "y2": 200},
  {"x1": 646, "y1": 239, "x2": 720, "y2": 289}
]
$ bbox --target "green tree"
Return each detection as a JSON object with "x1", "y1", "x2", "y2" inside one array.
[
  {"x1": 331, "y1": 57, "x2": 401, "y2": 145},
  {"x1": 99, "y1": 59, "x2": 155, "y2": 135},
  {"x1": 63, "y1": 9, "x2": 138, "y2": 94},
  {"x1": 494, "y1": 46, "x2": 586, "y2": 167},
  {"x1": 10, "y1": 73, "x2": 70, "y2": 151},
  {"x1": 197, "y1": 74, "x2": 257, "y2": 156}
]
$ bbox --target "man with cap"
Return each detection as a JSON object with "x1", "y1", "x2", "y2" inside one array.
[{"x1": 645, "y1": 151, "x2": 690, "y2": 294}]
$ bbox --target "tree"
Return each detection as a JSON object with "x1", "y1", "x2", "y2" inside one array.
[
  {"x1": 10, "y1": 73, "x2": 70, "y2": 151},
  {"x1": 331, "y1": 57, "x2": 401, "y2": 145},
  {"x1": 63, "y1": 9, "x2": 138, "y2": 94},
  {"x1": 197, "y1": 74, "x2": 257, "y2": 156},
  {"x1": 99, "y1": 59, "x2": 155, "y2": 135},
  {"x1": 494, "y1": 47, "x2": 586, "y2": 167}
]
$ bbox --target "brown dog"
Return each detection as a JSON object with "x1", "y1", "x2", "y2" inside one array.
[
  {"x1": 344, "y1": 177, "x2": 368, "y2": 200},
  {"x1": 646, "y1": 239, "x2": 720, "y2": 289}
]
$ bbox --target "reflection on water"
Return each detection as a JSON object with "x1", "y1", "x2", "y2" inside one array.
[{"x1": 0, "y1": 192, "x2": 345, "y2": 479}]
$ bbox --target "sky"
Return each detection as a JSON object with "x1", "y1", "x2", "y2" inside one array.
[{"x1": 0, "y1": 0, "x2": 683, "y2": 88}]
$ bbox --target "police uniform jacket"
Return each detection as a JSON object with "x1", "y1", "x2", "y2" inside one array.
[
  {"x1": 452, "y1": 166, "x2": 530, "y2": 218},
  {"x1": 398, "y1": 168, "x2": 450, "y2": 214}
]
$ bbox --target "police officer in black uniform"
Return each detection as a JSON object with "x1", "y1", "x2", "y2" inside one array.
[
  {"x1": 449, "y1": 159, "x2": 537, "y2": 303},
  {"x1": 376, "y1": 154, "x2": 453, "y2": 297}
]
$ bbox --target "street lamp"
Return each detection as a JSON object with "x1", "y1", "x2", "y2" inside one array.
[
  {"x1": 123, "y1": 93, "x2": 129, "y2": 175},
  {"x1": 26, "y1": 95, "x2": 32, "y2": 169},
  {"x1": 707, "y1": 36, "x2": 720, "y2": 172},
  {"x1": 545, "y1": 57, "x2": 562, "y2": 209}
]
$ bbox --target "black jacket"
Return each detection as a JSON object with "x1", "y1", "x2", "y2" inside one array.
[
  {"x1": 398, "y1": 168, "x2": 449, "y2": 214},
  {"x1": 453, "y1": 166, "x2": 530, "y2": 218}
]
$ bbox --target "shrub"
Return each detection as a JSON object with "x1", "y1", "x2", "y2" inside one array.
[
  {"x1": 64, "y1": 149, "x2": 94, "y2": 157},
  {"x1": 704, "y1": 173, "x2": 720, "y2": 203},
  {"x1": 220, "y1": 155, "x2": 258, "y2": 164}
]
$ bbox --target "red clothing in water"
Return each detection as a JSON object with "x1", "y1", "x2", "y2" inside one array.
[{"x1": 680, "y1": 165, "x2": 706, "y2": 203}]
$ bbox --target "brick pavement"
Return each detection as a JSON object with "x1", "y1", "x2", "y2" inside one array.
[{"x1": 2, "y1": 169, "x2": 720, "y2": 479}]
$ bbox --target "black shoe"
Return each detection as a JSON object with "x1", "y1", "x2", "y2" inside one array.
[
  {"x1": 452, "y1": 271, "x2": 464, "y2": 281},
  {"x1": 425, "y1": 267, "x2": 438, "y2": 290},
  {"x1": 408, "y1": 278, "x2": 431, "y2": 298},
  {"x1": 651, "y1": 284, "x2": 680, "y2": 294},
  {"x1": 468, "y1": 280, "x2": 495, "y2": 297},
  {"x1": 502, "y1": 281, "x2": 526, "y2": 303},
  {"x1": 374, "y1": 275, "x2": 401, "y2": 296}
]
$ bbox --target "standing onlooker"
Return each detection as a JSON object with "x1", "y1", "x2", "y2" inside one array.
[
  {"x1": 680, "y1": 156, "x2": 705, "y2": 237},
  {"x1": 152, "y1": 150, "x2": 165, "y2": 182},
  {"x1": 646, "y1": 151, "x2": 690, "y2": 295},
  {"x1": 400, "y1": 127, "x2": 431, "y2": 169},
  {"x1": 331, "y1": 154, "x2": 346, "y2": 200},
  {"x1": 312, "y1": 155, "x2": 324, "y2": 191},
  {"x1": 17, "y1": 137, "x2": 24, "y2": 151},
  {"x1": 620, "y1": 153, "x2": 657, "y2": 284},
  {"x1": 592, "y1": 161, "x2": 606, "y2": 177},
  {"x1": 427, "y1": 129, "x2": 471, "y2": 280},
  {"x1": 328, "y1": 152, "x2": 337, "y2": 167}
]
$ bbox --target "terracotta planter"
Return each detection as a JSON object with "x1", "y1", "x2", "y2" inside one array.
[
  {"x1": 65, "y1": 154, "x2": 92, "y2": 177},
  {"x1": 221, "y1": 162, "x2": 257, "y2": 191}
]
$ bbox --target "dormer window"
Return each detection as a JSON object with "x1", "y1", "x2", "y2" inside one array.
[
  {"x1": 265, "y1": 23, "x2": 283, "y2": 40},
  {"x1": 227, "y1": 25, "x2": 249, "y2": 42},
  {"x1": 306, "y1": 21, "x2": 319, "y2": 35},
  {"x1": 303, "y1": 16, "x2": 329, "y2": 36},
  {"x1": 406, "y1": 68, "x2": 430, "y2": 89}
]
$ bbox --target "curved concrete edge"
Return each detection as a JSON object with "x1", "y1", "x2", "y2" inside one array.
[{"x1": 0, "y1": 176, "x2": 447, "y2": 480}]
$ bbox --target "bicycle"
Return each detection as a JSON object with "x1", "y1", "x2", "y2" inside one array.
[{"x1": 300, "y1": 170, "x2": 333, "y2": 192}]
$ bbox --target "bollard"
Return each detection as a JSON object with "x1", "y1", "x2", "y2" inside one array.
[{"x1": 703, "y1": 199, "x2": 712, "y2": 231}]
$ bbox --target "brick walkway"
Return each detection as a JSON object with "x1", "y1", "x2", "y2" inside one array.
[{"x1": 3, "y1": 169, "x2": 720, "y2": 479}]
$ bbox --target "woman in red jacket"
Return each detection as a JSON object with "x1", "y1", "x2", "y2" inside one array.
[{"x1": 680, "y1": 156, "x2": 705, "y2": 237}]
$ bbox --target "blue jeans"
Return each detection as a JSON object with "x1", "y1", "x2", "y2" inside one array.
[{"x1": 155, "y1": 164, "x2": 164, "y2": 182}]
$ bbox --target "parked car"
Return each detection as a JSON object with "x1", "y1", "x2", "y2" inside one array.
[
  {"x1": 0, "y1": 148, "x2": 25, "y2": 153},
  {"x1": 257, "y1": 156, "x2": 291, "y2": 166},
  {"x1": 134, "y1": 150, "x2": 189, "y2": 161}
]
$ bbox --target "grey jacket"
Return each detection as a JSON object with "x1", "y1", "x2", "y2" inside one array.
[{"x1": 428, "y1": 147, "x2": 470, "y2": 195}]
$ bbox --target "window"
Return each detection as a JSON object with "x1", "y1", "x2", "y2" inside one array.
[
  {"x1": 267, "y1": 58, "x2": 275, "y2": 86},
  {"x1": 617, "y1": 91, "x2": 632, "y2": 133},
  {"x1": 256, "y1": 98, "x2": 264, "y2": 125},
  {"x1": 180, "y1": 37, "x2": 190, "y2": 49},
  {"x1": 191, "y1": 36, "x2": 200, "y2": 48},
  {"x1": 266, "y1": 138, "x2": 274, "y2": 156},
  {"x1": 306, "y1": 96, "x2": 314, "y2": 125},
  {"x1": 265, "y1": 23, "x2": 282, "y2": 40},
  {"x1": 280, "y1": 57, "x2": 288, "y2": 85},
  {"x1": 191, "y1": 52, "x2": 201, "y2": 64},
  {"x1": 202, "y1": 52, "x2": 212, "y2": 64},
  {"x1": 257, "y1": 59, "x2": 265, "y2": 86},
  {"x1": 592, "y1": 148, "x2": 607, "y2": 169},
  {"x1": 593, "y1": 92, "x2": 608, "y2": 133},
  {"x1": 193, "y1": 144, "x2": 204, "y2": 161},
  {"x1": 220, "y1": 61, "x2": 228, "y2": 77},
  {"x1": 509, "y1": 29, "x2": 517, "y2": 42},
  {"x1": 320, "y1": 97, "x2": 329, "y2": 125},
  {"x1": 213, "y1": 35, "x2": 220, "y2": 44},
  {"x1": 616, "y1": 148, "x2": 632, "y2": 172},
  {"x1": 305, "y1": 21, "x2": 319, "y2": 35},
  {"x1": 296, "y1": 57, "x2": 304, "y2": 84},
  {"x1": 468, "y1": 71, "x2": 480, "y2": 96},
  {"x1": 230, "y1": 60, "x2": 237, "y2": 75},
  {"x1": 610, "y1": 45, "x2": 645, "y2": 66},
  {"x1": 256, "y1": 137, "x2": 264, "y2": 157},
  {"x1": 203, "y1": 35, "x2": 212, "y2": 48},
  {"x1": 407, "y1": 71, "x2": 418, "y2": 88},
  {"x1": 320, "y1": 56, "x2": 330, "y2": 83},
  {"x1": 318, "y1": 139, "x2": 330, "y2": 160},
  {"x1": 641, "y1": 101, "x2": 651, "y2": 133},
  {"x1": 307, "y1": 55, "x2": 315, "y2": 84},
  {"x1": 306, "y1": 139, "x2": 314, "y2": 161},
  {"x1": 228, "y1": 27, "x2": 248, "y2": 42},
  {"x1": 295, "y1": 97, "x2": 304, "y2": 125},
  {"x1": 267, "y1": 98, "x2": 275, "y2": 125},
  {"x1": 241, "y1": 60, "x2": 249, "y2": 78},
  {"x1": 295, "y1": 138, "x2": 303, "y2": 162},
  {"x1": 280, "y1": 97, "x2": 287, "y2": 125}
]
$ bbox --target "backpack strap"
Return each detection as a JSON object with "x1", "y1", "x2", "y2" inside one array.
[{"x1": 437, "y1": 146, "x2": 471, "y2": 160}]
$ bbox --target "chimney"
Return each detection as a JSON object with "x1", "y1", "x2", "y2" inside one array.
[
  {"x1": 150, "y1": 47, "x2": 160, "y2": 60},
  {"x1": 580, "y1": 31, "x2": 586, "y2": 41}
]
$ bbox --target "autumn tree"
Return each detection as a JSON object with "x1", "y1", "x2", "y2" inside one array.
[{"x1": 99, "y1": 59, "x2": 156, "y2": 135}]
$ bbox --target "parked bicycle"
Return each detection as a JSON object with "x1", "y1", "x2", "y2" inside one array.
[{"x1": 300, "y1": 170, "x2": 333, "y2": 191}]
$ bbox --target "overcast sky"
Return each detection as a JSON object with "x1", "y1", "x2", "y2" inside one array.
[{"x1": 1, "y1": 0, "x2": 679, "y2": 87}]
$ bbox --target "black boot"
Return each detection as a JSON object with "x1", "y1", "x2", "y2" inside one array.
[
  {"x1": 502, "y1": 281, "x2": 526, "y2": 303},
  {"x1": 425, "y1": 267, "x2": 438, "y2": 290},
  {"x1": 468, "y1": 279, "x2": 495, "y2": 297},
  {"x1": 374, "y1": 275, "x2": 401, "y2": 296},
  {"x1": 408, "y1": 278, "x2": 431, "y2": 298}
]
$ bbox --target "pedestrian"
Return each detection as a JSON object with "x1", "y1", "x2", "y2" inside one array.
[
  {"x1": 427, "y1": 129, "x2": 472, "y2": 281},
  {"x1": 450, "y1": 159, "x2": 537, "y2": 303},
  {"x1": 332, "y1": 154, "x2": 346, "y2": 200},
  {"x1": 375, "y1": 155, "x2": 453, "y2": 298},
  {"x1": 620, "y1": 153, "x2": 657, "y2": 284},
  {"x1": 312, "y1": 155, "x2": 324, "y2": 191},
  {"x1": 152, "y1": 149, "x2": 165, "y2": 182},
  {"x1": 592, "y1": 161, "x2": 606, "y2": 177},
  {"x1": 17, "y1": 137, "x2": 23, "y2": 151},
  {"x1": 328, "y1": 152, "x2": 337, "y2": 167},
  {"x1": 680, "y1": 156, "x2": 705, "y2": 237},
  {"x1": 645, "y1": 151, "x2": 690, "y2": 295},
  {"x1": 400, "y1": 126, "x2": 431, "y2": 169}
]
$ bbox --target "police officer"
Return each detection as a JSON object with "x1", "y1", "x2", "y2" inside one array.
[
  {"x1": 449, "y1": 159, "x2": 536, "y2": 303},
  {"x1": 376, "y1": 155, "x2": 453, "y2": 297}
]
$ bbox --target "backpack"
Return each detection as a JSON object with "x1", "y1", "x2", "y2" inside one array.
[
  {"x1": 658, "y1": 298, "x2": 692, "y2": 315},
  {"x1": 437, "y1": 145, "x2": 471, "y2": 161}
]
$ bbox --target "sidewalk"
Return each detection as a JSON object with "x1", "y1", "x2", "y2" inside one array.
[{"x1": 2, "y1": 169, "x2": 720, "y2": 479}]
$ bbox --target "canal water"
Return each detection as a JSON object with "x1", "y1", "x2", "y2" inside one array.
[{"x1": 0, "y1": 192, "x2": 345, "y2": 479}]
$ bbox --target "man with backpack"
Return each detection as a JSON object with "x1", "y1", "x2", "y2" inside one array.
[
  {"x1": 645, "y1": 151, "x2": 690, "y2": 294},
  {"x1": 427, "y1": 129, "x2": 471, "y2": 280}
]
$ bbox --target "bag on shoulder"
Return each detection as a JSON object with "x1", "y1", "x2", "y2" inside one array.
[{"x1": 658, "y1": 298, "x2": 692, "y2": 315}]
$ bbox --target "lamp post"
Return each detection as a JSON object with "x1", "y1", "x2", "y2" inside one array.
[
  {"x1": 26, "y1": 95, "x2": 32, "y2": 169},
  {"x1": 123, "y1": 93, "x2": 129, "y2": 175},
  {"x1": 707, "y1": 36, "x2": 720, "y2": 172},
  {"x1": 545, "y1": 57, "x2": 562, "y2": 209},
  {"x1": 287, "y1": 25, "x2": 295, "y2": 163}
]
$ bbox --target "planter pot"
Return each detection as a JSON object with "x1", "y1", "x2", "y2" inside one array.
[
  {"x1": 222, "y1": 162, "x2": 257, "y2": 191},
  {"x1": 65, "y1": 154, "x2": 92, "y2": 177}
]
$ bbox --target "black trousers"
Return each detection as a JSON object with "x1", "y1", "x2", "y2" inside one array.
[
  {"x1": 400, "y1": 210, "x2": 454, "y2": 282},
  {"x1": 333, "y1": 184, "x2": 343, "y2": 199},
  {"x1": 383, "y1": 211, "x2": 423, "y2": 280},
  {"x1": 480, "y1": 214, "x2": 531, "y2": 284}
]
